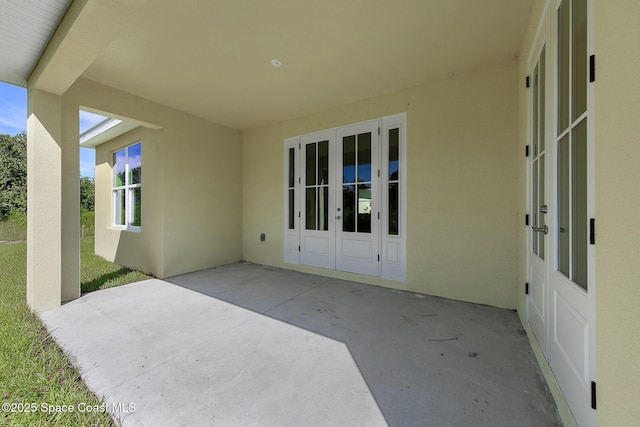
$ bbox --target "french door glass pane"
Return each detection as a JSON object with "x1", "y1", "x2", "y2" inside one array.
[
  {"x1": 318, "y1": 186, "x2": 328, "y2": 231},
  {"x1": 389, "y1": 128, "x2": 399, "y2": 180},
  {"x1": 114, "y1": 189, "x2": 126, "y2": 226},
  {"x1": 288, "y1": 147, "x2": 295, "y2": 188},
  {"x1": 343, "y1": 136, "x2": 356, "y2": 183},
  {"x1": 342, "y1": 185, "x2": 356, "y2": 232},
  {"x1": 131, "y1": 187, "x2": 142, "y2": 227},
  {"x1": 533, "y1": 158, "x2": 539, "y2": 256},
  {"x1": 318, "y1": 140, "x2": 329, "y2": 185},
  {"x1": 539, "y1": 153, "x2": 545, "y2": 260},
  {"x1": 572, "y1": 119, "x2": 588, "y2": 289},
  {"x1": 288, "y1": 189, "x2": 295, "y2": 229},
  {"x1": 558, "y1": 134, "x2": 570, "y2": 277},
  {"x1": 558, "y1": 0, "x2": 570, "y2": 135},
  {"x1": 357, "y1": 133, "x2": 371, "y2": 182},
  {"x1": 305, "y1": 188, "x2": 316, "y2": 230},
  {"x1": 539, "y1": 46, "x2": 546, "y2": 152},
  {"x1": 306, "y1": 144, "x2": 316, "y2": 186},
  {"x1": 357, "y1": 184, "x2": 371, "y2": 233},
  {"x1": 533, "y1": 63, "x2": 539, "y2": 157},
  {"x1": 129, "y1": 143, "x2": 142, "y2": 185},
  {"x1": 114, "y1": 150, "x2": 126, "y2": 187},
  {"x1": 388, "y1": 183, "x2": 399, "y2": 235},
  {"x1": 572, "y1": 0, "x2": 587, "y2": 122}
]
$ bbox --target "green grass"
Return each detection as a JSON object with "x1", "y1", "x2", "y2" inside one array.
[
  {"x1": 0, "y1": 212, "x2": 27, "y2": 242},
  {"x1": 0, "y1": 211, "x2": 96, "y2": 243},
  {"x1": 0, "y1": 238, "x2": 152, "y2": 426}
]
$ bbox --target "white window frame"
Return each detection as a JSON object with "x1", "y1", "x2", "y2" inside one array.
[{"x1": 112, "y1": 142, "x2": 142, "y2": 232}]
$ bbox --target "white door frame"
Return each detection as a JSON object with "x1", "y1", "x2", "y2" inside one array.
[{"x1": 283, "y1": 113, "x2": 407, "y2": 281}]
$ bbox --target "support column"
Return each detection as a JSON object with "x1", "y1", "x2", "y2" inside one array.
[{"x1": 26, "y1": 89, "x2": 80, "y2": 311}]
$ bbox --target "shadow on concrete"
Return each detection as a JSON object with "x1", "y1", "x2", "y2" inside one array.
[{"x1": 166, "y1": 262, "x2": 561, "y2": 427}]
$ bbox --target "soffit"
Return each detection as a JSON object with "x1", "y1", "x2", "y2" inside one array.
[
  {"x1": 82, "y1": 0, "x2": 534, "y2": 130},
  {"x1": 0, "y1": 0, "x2": 71, "y2": 86}
]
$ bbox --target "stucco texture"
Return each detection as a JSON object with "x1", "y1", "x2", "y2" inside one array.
[{"x1": 243, "y1": 60, "x2": 520, "y2": 309}]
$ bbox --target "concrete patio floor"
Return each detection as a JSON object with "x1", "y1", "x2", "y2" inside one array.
[{"x1": 39, "y1": 262, "x2": 561, "y2": 427}]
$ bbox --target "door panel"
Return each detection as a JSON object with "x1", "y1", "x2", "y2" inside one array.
[
  {"x1": 300, "y1": 131, "x2": 335, "y2": 269},
  {"x1": 528, "y1": 42, "x2": 550, "y2": 359},
  {"x1": 336, "y1": 121, "x2": 379, "y2": 276},
  {"x1": 548, "y1": 1, "x2": 595, "y2": 426}
]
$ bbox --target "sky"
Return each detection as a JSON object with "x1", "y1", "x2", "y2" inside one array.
[{"x1": 0, "y1": 81, "x2": 100, "y2": 178}]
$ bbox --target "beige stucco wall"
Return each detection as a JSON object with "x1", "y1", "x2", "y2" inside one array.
[
  {"x1": 69, "y1": 78, "x2": 243, "y2": 279},
  {"x1": 94, "y1": 127, "x2": 165, "y2": 277},
  {"x1": 594, "y1": 0, "x2": 640, "y2": 424},
  {"x1": 242, "y1": 59, "x2": 520, "y2": 309}
]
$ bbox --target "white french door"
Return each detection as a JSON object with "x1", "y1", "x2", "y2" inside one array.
[
  {"x1": 527, "y1": 1, "x2": 595, "y2": 426},
  {"x1": 299, "y1": 130, "x2": 335, "y2": 270},
  {"x1": 336, "y1": 121, "x2": 380, "y2": 276},
  {"x1": 283, "y1": 114, "x2": 406, "y2": 280}
]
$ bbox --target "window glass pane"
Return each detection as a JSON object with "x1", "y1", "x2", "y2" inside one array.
[
  {"x1": 558, "y1": 0, "x2": 570, "y2": 135},
  {"x1": 114, "y1": 189, "x2": 126, "y2": 226},
  {"x1": 389, "y1": 183, "x2": 399, "y2": 235},
  {"x1": 572, "y1": 119, "x2": 587, "y2": 289},
  {"x1": 389, "y1": 128, "x2": 399, "y2": 180},
  {"x1": 318, "y1": 140, "x2": 329, "y2": 185},
  {"x1": 131, "y1": 187, "x2": 142, "y2": 227},
  {"x1": 342, "y1": 185, "x2": 355, "y2": 232},
  {"x1": 539, "y1": 47, "x2": 546, "y2": 153},
  {"x1": 357, "y1": 133, "x2": 371, "y2": 182},
  {"x1": 572, "y1": 0, "x2": 587, "y2": 122},
  {"x1": 306, "y1": 144, "x2": 316, "y2": 186},
  {"x1": 288, "y1": 147, "x2": 295, "y2": 188},
  {"x1": 343, "y1": 135, "x2": 356, "y2": 183},
  {"x1": 357, "y1": 184, "x2": 371, "y2": 233},
  {"x1": 318, "y1": 186, "x2": 328, "y2": 231},
  {"x1": 128, "y1": 143, "x2": 142, "y2": 185},
  {"x1": 288, "y1": 189, "x2": 295, "y2": 230},
  {"x1": 305, "y1": 188, "x2": 316, "y2": 230},
  {"x1": 114, "y1": 149, "x2": 126, "y2": 187},
  {"x1": 558, "y1": 134, "x2": 570, "y2": 277}
]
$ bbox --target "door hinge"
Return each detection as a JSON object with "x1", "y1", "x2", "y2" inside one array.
[
  {"x1": 591, "y1": 381, "x2": 597, "y2": 409},
  {"x1": 377, "y1": 254, "x2": 380, "y2": 262},
  {"x1": 525, "y1": 282, "x2": 529, "y2": 295},
  {"x1": 298, "y1": 177, "x2": 301, "y2": 184},
  {"x1": 526, "y1": 75, "x2": 530, "y2": 88},
  {"x1": 589, "y1": 55, "x2": 596, "y2": 83},
  {"x1": 299, "y1": 143, "x2": 301, "y2": 149},
  {"x1": 590, "y1": 218, "x2": 596, "y2": 245},
  {"x1": 298, "y1": 245, "x2": 301, "y2": 252},
  {"x1": 525, "y1": 214, "x2": 529, "y2": 226},
  {"x1": 298, "y1": 211, "x2": 300, "y2": 218},
  {"x1": 525, "y1": 145, "x2": 530, "y2": 157},
  {"x1": 378, "y1": 127, "x2": 381, "y2": 135},
  {"x1": 377, "y1": 169, "x2": 380, "y2": 177}
]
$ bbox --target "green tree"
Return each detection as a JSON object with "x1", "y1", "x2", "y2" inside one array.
[
  {"x1": 79, "y1": 176, "x2": 95, "y2": 212},
  {"x1": 0, "y1": 132, "x2": 27, "y2": 220}
]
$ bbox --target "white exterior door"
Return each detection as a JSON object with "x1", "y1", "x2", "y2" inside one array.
[
  {"x1": 299, "y1": 131, "x2": 335, "y2": 270},
  {"x1": 528, "y1": 39, "x2": 550, "y2": 359},
  {"x1": 284, "y1": 114, "x2": 406, "y2": 280},
  {"x1": 527, "y1": 1, "x2": 595, "y2": 426},
  {"x1": 336, "y1": 121, "x2": 380, "y2": 276}
]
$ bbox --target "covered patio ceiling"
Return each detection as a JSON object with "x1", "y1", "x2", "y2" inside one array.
[{"x1": 32, "y1": 0, "x2": 534, "y2": 131}]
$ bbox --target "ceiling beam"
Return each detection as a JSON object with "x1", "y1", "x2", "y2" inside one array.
[{"x1": 28, "y1": 0, "x2": 148, "y2": 94}]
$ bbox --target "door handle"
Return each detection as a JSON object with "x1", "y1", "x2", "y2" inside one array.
[
  {"x1": 540, "y1": 205, "x2": 548, "y2": 214},
  {"x1": 532, "y1": 225, "x2": 548, "y2": 234},
  {"x1": 336, "y1": 215, "x2": 342, "y2": 220}
]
